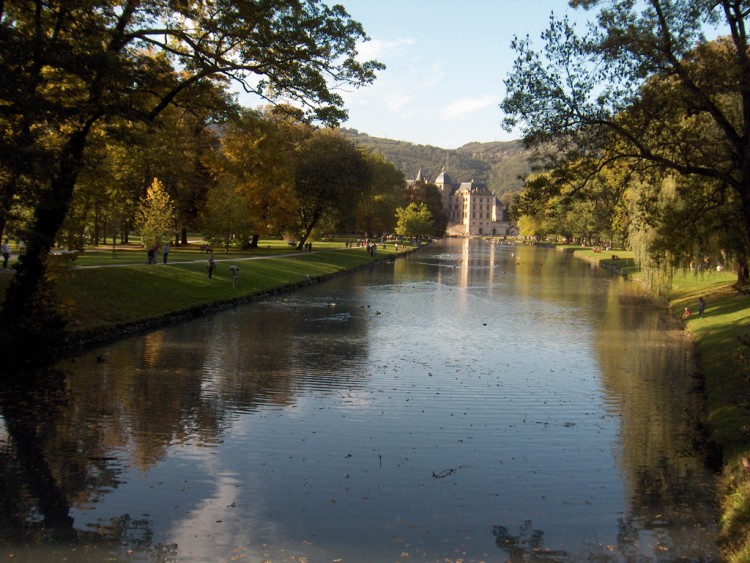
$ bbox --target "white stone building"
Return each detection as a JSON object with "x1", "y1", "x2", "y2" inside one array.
[{"x1": 415, "y1": 168, "x2": 515, "y2": 237}]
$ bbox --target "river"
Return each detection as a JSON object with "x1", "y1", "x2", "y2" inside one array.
[{"x1": 0, "y1": 238, "x2": 718, "y2": 561}]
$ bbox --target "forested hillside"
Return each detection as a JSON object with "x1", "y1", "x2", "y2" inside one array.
[
  {"x1": 457, "y1": 140, "x2": 532, "y2": 196},
  {"x1": 341, "y1": 129, "x2": 530, "y2": 196}
]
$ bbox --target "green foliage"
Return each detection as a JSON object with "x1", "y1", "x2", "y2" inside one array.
[
  {"x1": 293, "y1": 130, "x2": 370, "y2": 245},
  {"x1": 200, "y1": 180, "x2": 256, "y2": 251},
  {"x1": 404, "y1": 183, "x2": 447, "y2": 237},
  {"x1": 0, "y1": 0, "x2": 384, "y2": 368},
  {"x1": 204, "y1": 108, "x2": 306, "y2": 243},
  {"x1": 355, "y1": 150, "x2": 406, "y2": 236},
  {"x1": 135, "y1": 179, "x2": 176, "y2": 248},
  {"x1": 516, "y1": 213, "x2": 545, "y2": 239},
  {"x1": 395, "y1": 202, "x2": 433, "y2": 239},
  {"x1": 502, "y1": 1, "x2": 750, "y2": 287}
]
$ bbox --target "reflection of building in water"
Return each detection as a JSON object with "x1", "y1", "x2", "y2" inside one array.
[{"x1": 411, "y1": 168, "x2": 518, "y2": 237}]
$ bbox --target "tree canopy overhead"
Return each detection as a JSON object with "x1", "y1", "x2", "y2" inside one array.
[
  {"x1": 501, "y1": 0, "x2": 750, "y2": 282},
  {"x1": 0, "y1": 0, "x2": 383, "y2": 369}
]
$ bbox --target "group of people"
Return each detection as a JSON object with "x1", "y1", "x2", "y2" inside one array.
[
  {"x1": 683, "y1": 296, "x2": 707, "y2": 319},
  {"x1": 205, "y1": 252, "x2": 239, "y2": 287},
  {"x1": 144, "y1": 241, "x2": 239, "y2": 287},
  {"x1": 146, "y1": 242, "x2": 170, "y2": 264}
]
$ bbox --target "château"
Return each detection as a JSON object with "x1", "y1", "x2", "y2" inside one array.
[{"x1": 413, "y1": 168, "x2": 517, "y2": 237}]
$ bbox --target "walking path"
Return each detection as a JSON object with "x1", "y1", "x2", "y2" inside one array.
[
  {"x1": 0, "y1": 243, "x2": 388, "y2": 272},
  {"x1": 74, "y1": 248, "x2": 338, "y2": 268}
]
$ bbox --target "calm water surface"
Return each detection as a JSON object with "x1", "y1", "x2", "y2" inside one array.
[{"x1": 1, "y1": 239, "x2": 718, "y2": 561}]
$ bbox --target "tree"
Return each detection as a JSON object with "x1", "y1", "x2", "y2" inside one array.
[
  {"x1": 0, "y1": 0, "x2": 383, "y2": 368},
  {"x1": 516, "y1": 159, "x2": 629, "y2": 246},
  {"x1": 405, "y1": 182, "x2": 448, "y2": 237},
  {"x1": 354, "y1": 150, "x2": 406, "y2": 237},
  {"x1": 204, "y1": 108, "x2": 308, "y2": 247},
  {"x1": 141, "y1": 95, "x2": 228, "y2": 247},
  {"x1": 135, "y1": 178, "x2": 176, "y2": 249},
  {"x1": 501, "y1": 1, "x2": 750, "y2": 284},
  {"x1": 293, "y1": 129, "x2": 370, "y2": 248},
  {"x1": 395, "y1": 202, "x2": 434, "y2": 239},
  {"x1": 200, "y1": 179, "x2": 255, "y2": 252}
]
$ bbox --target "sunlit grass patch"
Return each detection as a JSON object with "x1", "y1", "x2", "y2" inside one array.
[
  {"x1": 58, "y1": 244, "x2": 392, "y2": 331},
  {"x1": 664, "y1": 270, "x2": 750, "y2": 560}
]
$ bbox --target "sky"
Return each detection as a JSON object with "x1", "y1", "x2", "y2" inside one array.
[{"x1": 331, "y1": 0, "x2": 584, "y2": 149}]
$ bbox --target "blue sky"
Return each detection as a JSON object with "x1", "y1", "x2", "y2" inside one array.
[{"x1": 334, "y1": 0, "x2": 583, "y2": 149}]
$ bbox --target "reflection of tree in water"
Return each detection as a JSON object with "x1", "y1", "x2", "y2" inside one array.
[
  {"x1": 595, "y1": 286, "x2": 719, "y2": 556},
  {"x1": 0, "y1": 293, "x2": 374, "y2": 557},
  {"x1": 0, "y1": 370, "x2": 75, "y2": 539},
  {"x1": 492, "y1": 520, "x2": 569, "y2": 562},
  {"x1": 0, "y1": 370, "x2": 176, "y2": 558}
]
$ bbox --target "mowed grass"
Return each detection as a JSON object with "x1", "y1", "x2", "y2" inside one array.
[
  {"x1": 667, "y1": 270, "x2": 750, "y2": 559},
  {"x1": 0, "y1": 241, "x2": 401, "y2": 333},
  {"x1": 65, "y1": 248, "x2": 391, "y2": 331},
  {"x1": 70, "y1": 238, "x2": 354, "y2": 266},
  {"x1": 665, "y1": 270, "x2": 750, "y2": 457}
]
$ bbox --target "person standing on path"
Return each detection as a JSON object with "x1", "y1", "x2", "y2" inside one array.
[
  {"x1": 163, "y1": 242, "x2": 170, "y2": 264},
  {"x1": 1, "y1": 239, "x2": 10, "y2": 270},
  {"x1": 207, "y1": 253, "x2": 216, "y2": 278},
  {"x1": 699, "y1": 297, "x2": 706, "y2": 318}
]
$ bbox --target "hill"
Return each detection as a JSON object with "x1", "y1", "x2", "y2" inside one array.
[{"x1": 341, "y1": 129, "x2": 531, "y2": 196}]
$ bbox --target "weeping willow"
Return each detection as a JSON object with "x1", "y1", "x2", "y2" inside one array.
[
  {"x1": 627, "y1": 174, "x2": 742, "y2": 295},
  {"x1": 629, "y1": 218, "x2": 674, "y2": 297}
]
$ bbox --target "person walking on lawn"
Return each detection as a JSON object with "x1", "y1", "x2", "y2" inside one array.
[{"x1": 207, "y1": 253, "x2": 216, "y2": 278}]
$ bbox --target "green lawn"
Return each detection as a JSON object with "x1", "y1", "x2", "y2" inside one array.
[
  {"x1": 0, "y1": 238, "x2": 405, "y2": 333},
  {"x1": 68, "y1": 238, "x2": 356, "y2": 266},
  {"x1": 666, "y1": 270, "x2": 750, "y2": 560},
  {"x1": 65, "y1": 246, "x2": 396, "y2": 331}
]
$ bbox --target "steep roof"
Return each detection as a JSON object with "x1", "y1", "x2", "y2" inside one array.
[
  {"x1": 456, "y1": 179, "x2": 490, "y2": 194},
  {"x1": 434, "y1": 166, "x2": 452, "y2": 186}
]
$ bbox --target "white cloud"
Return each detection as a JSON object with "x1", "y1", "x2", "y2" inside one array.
[
  {"x1": 440, "y1": 95, "x2": 498, "y2": 119},
  {"x1": 356, "y1": 37, "x2": 416, "y2": 62},
  {"x1": 386, "y1": 91, "x2": 415, "y2": 115},
  {"x1": 423, "y1": 63, "x2": 445, "y2": 88}
]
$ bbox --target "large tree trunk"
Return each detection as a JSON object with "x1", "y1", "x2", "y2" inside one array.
[
  {"x1": 0, "y1": 128, "x2": 90, "y2": 373},
  {"x1": 297, "y1": 209, "x2": 321, "y2": 250},
  {"x1": 738, "y1": 257, "x2": 749, "y2": 286}
]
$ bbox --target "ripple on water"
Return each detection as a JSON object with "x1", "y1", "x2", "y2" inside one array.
[{"x1": 33, "y1": 240, "x2": 719, "y2": 562}]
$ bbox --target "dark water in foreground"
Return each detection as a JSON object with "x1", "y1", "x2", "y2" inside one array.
[{"x1": 1, "y1": 239, "x2": 718, "y2": 561}]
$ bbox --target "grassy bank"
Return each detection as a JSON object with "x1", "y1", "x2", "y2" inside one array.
[
  {"x1": 668, "y1": 270, "x2": 750, "y2": 560},
  {"x1": 0, "y1": 239, "x2": 408, "y2": 349},
  {"x1": 564, "y1": 245, "x2": 750, "y2": 560}
]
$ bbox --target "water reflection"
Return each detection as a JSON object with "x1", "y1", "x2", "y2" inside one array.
[{"x1": 0, "y1": 239, "x2": 718, "y2": 561}]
